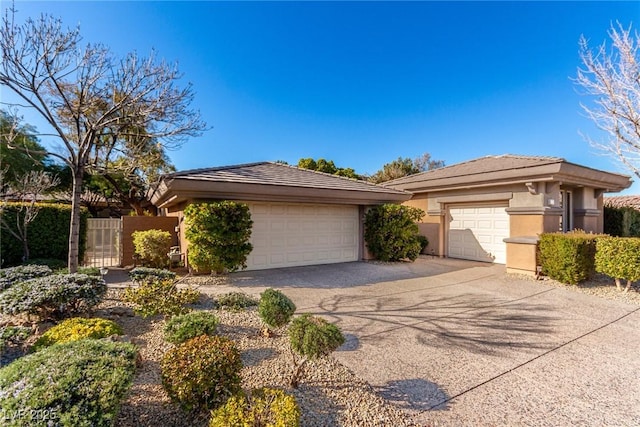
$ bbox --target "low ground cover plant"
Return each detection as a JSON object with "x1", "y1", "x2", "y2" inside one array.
[
  {"x1": 259, "y1": 288, "x2": 296, "y2": 329},
  {"x1": 0, "y1": 264, "x2": 52, "y2": 291},
  {"x1": 216, "y1": 291, "x2": 258, "y2": 311},
  {"x1": 132, "y1": 229, "x2": 173, "y2": 268},
  {"x1": 209, "y1": 387, "x2": 301, "y2": 427},
  {"x1": 128, "y1": 267, "x2": 177, "y2": 284},
  {"x1": 0, "y1": 326, "x2": 32, "y2": 352},
  {"x1": 161, "y1": 334, "x2": 243, "y2": 411},
  {"x1": 33, "y1": 317, "x2": 123, "y2": 350},
  {"x1": 0, "y1": 273, "x2": 107, "y2": 319},
  {"x1": 595, "y1": 236, "x2": 640, "y2": 292},
  {"x1": 288, "y1": 314, "x2": 345, "y2": 388},
  {"x1": 123, "y1": 279, "x2": 199, "y2": 318},
  {"x1": 164, "y1": 311, "x2": 219, "y2": 345},
  {"x1": 0, "y1": 339, "x2": 137, "y2": 427}
]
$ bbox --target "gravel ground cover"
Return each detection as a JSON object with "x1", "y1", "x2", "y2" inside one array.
[{"x1": 93, "y1": 290, "x2": 413, "y2": 427}]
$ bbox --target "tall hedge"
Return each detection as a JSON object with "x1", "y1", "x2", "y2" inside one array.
[
  {"x1": 538, "y1": 231, "x2": 600, "y2": 285},
  {"x1": 595, "y1": 236, "x2": 640, "y2": 292},
  {"x1": 184, "y1": 201, "x2": 253, "y2": 274},
  {"x1": 604, "y1": 206, "x2": 640, "y2": 237},
  {"x1": 364, "y1": 204, "x2": 425, "y2": 262},
  {"x1": 0, "y1": 203, "x2": 88, "y2": 267}
]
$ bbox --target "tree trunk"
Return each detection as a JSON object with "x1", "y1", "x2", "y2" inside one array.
[
  {"x1": 68, "y1": 168, "x2": 84, "y2": 273},
  {"x1": 624, "y1": 280, "x2": 632, "y2": 293},
  {"x1": 615, "y1": 278, "x2": 622, "y2": 291}
]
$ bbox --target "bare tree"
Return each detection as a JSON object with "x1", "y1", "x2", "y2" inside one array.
[
  {"x1": 0, "y1": 10, "x2": 206, "y2": 271},
  {"x1": 575, "y1": 22, "x2": 640, "y2": 178},
  {"x1": 0, "y1": 170, "x2": 60, "y2": 262}
]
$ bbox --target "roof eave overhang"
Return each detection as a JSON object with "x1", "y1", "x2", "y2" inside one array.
[
  {"x1": 152, "y1": 178, "x2": 412, "y2": 209},
  {"x1": 388, "y1": 166, "x2": 631, "y2": 194}
]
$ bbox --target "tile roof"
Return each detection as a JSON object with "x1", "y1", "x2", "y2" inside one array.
[
  {"x1": 382, "y1": 154, "x2": 630, "y2": 193},
  {"x1": 384, "y1": 154, "x2": 564, "y2": 186},
  {"x1": 166, "y1": 161, "x2": 409, "y2": 195},
  {"x1": 604, "y1": 195, "x2": 640, "y2": 210}
]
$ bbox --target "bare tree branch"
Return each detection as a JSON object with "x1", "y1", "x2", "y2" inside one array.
[{"x1": 575, "y1": 22, "x2": 640, "y2": 179}]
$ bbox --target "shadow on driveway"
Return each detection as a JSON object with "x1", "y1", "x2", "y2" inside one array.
[{"x1": 230, "y1": 258, "x2": 492, "y2": 289}]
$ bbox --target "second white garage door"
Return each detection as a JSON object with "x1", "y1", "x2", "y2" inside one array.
[
  {"x1": 448, "y1": 205, "x2": 509, "y2": 264},
  {"x1": 245, "y1": 202, "x2": 359, "y2": 270}
]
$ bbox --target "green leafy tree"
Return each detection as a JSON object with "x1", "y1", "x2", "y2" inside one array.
[
  {"x1": 364, "y1": 204, "x2": 425, "y2": 261},
  {"x1": 0, "y1": 11, "x2": 205, "y2": 272},
  {"x1": 297, "y1": 157, "x2": 360, "y2": 179},
  {"x1": 184, "y1": 201, "x2": 253, "y2": 274},
  {"x1": 369, "y1": 152, "x2": 444, "y2": 183}
]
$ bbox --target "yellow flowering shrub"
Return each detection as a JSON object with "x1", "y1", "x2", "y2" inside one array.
[{"x1": 33, "y1": 317, "x2": 123, "y2": 350}]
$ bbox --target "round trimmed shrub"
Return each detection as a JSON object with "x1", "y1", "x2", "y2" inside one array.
[
  {"x1": 164, "y1": 311, "x2": 219, "y2": 345},
  {"x1": 0, "y1": 264, "x2": 52, "y2": 291},
  {"x1": 161, "y1": 335, "x2": 242, "y2": 411},
  {"x1": 0, "y1": 273, "x2": 107, "y2": 319},
  {"x1": 132, "y1": 229, "x2": 173, "y2": 268},
  {"x1": 258, "y1": 288, "x2": 296, "y2": 329},
  {"x1": 209, "y1": 388, "x2": 300, "y2": 427},
  {"x1": 33, "y1": 317, "x2": 123, "y2": 350},
  {"x1": 289, "y1": 314, "x2": 345, "y2": 359},
  {"x1": 0, "y1": 339, "x2": 137, "y2": 427}
]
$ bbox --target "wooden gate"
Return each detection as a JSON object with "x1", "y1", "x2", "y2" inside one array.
[{"x1": 84, "y1": 218, "x2": 122, "y2": 267}]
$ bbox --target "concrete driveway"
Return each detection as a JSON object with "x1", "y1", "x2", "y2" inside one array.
[{"x1": 229, "y1": 258, "x2": 640, "y2": 426}]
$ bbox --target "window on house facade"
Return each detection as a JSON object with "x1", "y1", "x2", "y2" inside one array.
[{"x1": 559, "y1": 190, "x2": 573, "y2": 232}]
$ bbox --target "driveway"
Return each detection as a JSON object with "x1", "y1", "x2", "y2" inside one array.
[{"x1": 227, "y1": 258, "x2": 640, "y2": 426}]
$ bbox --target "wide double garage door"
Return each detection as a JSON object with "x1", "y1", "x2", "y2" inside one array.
[
  {"x1": 245, "y1": 202, "x2": 359, "y2": 271},
  {"x1": 448, "y1": 205, "x2": 509, "y2": 264}
]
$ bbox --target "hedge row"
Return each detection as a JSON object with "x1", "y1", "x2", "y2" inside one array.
[
  {"x1": 0, "y1": 203, "x2": 88, "y2": 267},
  {"x1": 539, "y1": 232, "x2": 640, "y2": 290}
]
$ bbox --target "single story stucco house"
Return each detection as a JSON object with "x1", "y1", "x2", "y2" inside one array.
[{"x1": 150, "y1": 155, "x2": 631, "y2": 275}]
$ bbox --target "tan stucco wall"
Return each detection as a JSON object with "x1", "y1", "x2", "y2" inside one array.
[{"x1": 506, "y1": 241, "x2": 538, "y2": 275}]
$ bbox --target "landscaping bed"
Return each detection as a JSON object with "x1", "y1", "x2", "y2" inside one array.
[{"x1": 95, "y1": 290, "x2": 412, "y2": 427}]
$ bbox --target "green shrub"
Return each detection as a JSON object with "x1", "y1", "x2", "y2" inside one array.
[
  {"x1": 258, "y1": 288, "x2": 296, "y2": 329},
  {"x1": 0, "y1": 326, "x2": 32, "y2": 352},
  {"x1": 209, "y1": 388, "x2": 301, "y2": 427},
  {"x1": 24, "y1": 258, "x2": 68, "y2": 269},
  {"x1": 0, "y1": 264, "x2": 52, "y2": 291},
  {"x1": 538, "y1": 231, "x2": 600, "y2": 285},
  {"x1": 0, "y1": 203, "x2": 88, "y2": 267},
  {"x1": 217, "y1": 292, "x2": 259, "y2": 311},
  {"x1": 33, "y1": 317, "x2": 123, "y2": 350},
  {"x1": 128, "y1": 266, "x2": 177, "y2": 283},
  {"x1": 595, "y1": 236, "x2": 640, "y2": 292},
  {"x1": 132, "y1": 229, "x2": 173, "y2": 268},
  {"x1": 416, "y1": 235, "x2": 429, "y2": 254},
  {"x1": 122, "y1": 279, "x2": 200, "y2": 318},
  {"x1": 164, "y1": 311, "x2": 219, "y2": 345},
  {"x1": 184, "y1": 201, "x2": 253, "y2": 274},
  {"x1": 0, "y1": 339, "x2": 137, "y2": 427},
  {"x1": 161, "y1": 335, "x2": 242, "y2": 411},
  {"x1": 0, "y1": 274, "x2": 107, "y2": 319},
  {"x1": 55, "y1": 266, "x2": 101, "y2": 276},
  {"x1": 364, "y1": 204, "x2": 425, "y2": 262},
  {"x1": 287, "y1": 314, "x2": 345, "y2": 388},
  {"x1": 604, "y1": 206, "x2": 640, "y2": 237}
]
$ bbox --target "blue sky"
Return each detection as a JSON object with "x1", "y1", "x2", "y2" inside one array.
[{"x1": 2, "y1": 1, "x2": 640, "y2": 193}]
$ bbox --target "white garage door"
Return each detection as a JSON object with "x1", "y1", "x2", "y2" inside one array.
[
  {"x1": 448, "y1": 205, "x2": 509, "y2": 264},
  {"x1": 245, "y1": 202, "x2": 359, "y2": 270}
]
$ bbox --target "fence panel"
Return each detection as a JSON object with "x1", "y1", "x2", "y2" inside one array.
[{"x1": 84, "y1": 218, "x2": 122, "y2": 267}]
